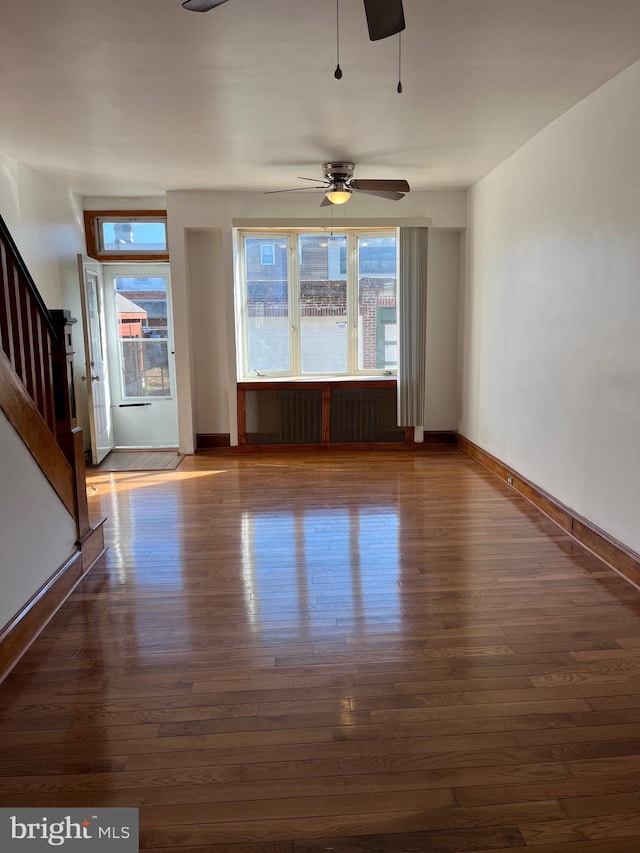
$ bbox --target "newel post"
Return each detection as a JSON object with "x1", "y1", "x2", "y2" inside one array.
[{"x1": 50, "y1": 309, "x2": 90, "y2": 541}]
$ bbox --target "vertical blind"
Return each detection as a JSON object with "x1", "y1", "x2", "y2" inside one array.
[{"x1": 397, "y1": 226, "x2": 428, "y2": 427}]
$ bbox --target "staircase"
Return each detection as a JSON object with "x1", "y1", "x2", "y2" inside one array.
[{"x1": 0, "y1": 212, "x2": 105, "y2": 679}]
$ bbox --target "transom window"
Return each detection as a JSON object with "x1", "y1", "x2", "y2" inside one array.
[
  {"x1": 236, "y1": 229, "x2": 398, "y2": 378},
  {"x1": 84, "y1": 210, "x2": 169, "y2": 261}
]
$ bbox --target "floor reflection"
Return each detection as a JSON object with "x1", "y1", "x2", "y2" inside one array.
[
  {"x1": 100, "y1": 483, "x2": 184, "y2": 590},
  {"x1": 240, "y1": 506, "x2": 400, "y2": 640}
]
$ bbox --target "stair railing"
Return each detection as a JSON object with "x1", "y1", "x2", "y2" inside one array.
[{"x1": 0, "y1": 212, "x2": 89, "y2": 540}]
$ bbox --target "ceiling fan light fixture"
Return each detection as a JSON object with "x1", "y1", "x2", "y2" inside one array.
[
  {"x1": 325, "y1": 183, "x2": 352, "y2": 205},
  {"x1": 326, "y1": 191, "x2": 351, "y2": 205}
]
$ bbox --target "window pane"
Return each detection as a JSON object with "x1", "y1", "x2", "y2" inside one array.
[
  {"x1": 357, "y1": 236, "x2": 397, "y2": 370},
  {"x1": 245, "y1": 237, "x2": 290, "y2": 373},
  {"x1": 299, "y1": 234, "x2": 347, "y2": 373},
  {"x1": 115, "y1": 276, "x2": 169, "y2": 340},
  {"x1": 100, "y1": 221, "x2": 167, "y2": 253},
  {"x1": 121, "y1": 340, "x2": 171, "y2": 397},
  {"x1": 115, "y1": 276, "x2": 171, "y2": 397}
]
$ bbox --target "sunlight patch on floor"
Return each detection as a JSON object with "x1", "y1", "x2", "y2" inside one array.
[{"x1": 86, "y1": 468, "x2": 227, "y2": 494}]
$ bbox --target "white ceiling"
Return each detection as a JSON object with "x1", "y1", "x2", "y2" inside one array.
[{"x1": 2, "y1": 0, "x2": 640, "y2": 197}]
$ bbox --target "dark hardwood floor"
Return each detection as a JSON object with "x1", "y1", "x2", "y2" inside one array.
[{"x1": 2, "y1": 447, "x2": 640, "y2": 852}]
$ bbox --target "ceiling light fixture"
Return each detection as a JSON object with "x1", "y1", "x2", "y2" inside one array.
[{"x1": 325, "y1": 184, "x2": 352, "y2": 205}]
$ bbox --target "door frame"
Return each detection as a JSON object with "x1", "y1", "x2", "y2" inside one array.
[{"x1": 101, "y1": 262, "x2": 179, "y2": 449}]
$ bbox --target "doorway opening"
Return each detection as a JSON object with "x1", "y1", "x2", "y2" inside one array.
[{"x1": 103, "y1": 264, "x2": 178, "y2": 450}]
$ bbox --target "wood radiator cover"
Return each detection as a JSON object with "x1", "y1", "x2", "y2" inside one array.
[{"x1": 244, "y1": 384, "x2": 404, "y2": 445}]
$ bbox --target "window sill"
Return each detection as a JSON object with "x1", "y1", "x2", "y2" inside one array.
[{"x1": 238, "y1": 375, "x2": 396, "y2": 389}]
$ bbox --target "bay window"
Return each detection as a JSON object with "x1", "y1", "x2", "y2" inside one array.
[{"x1": 236, "y1": 228, "x2": 398, "y2": 378}]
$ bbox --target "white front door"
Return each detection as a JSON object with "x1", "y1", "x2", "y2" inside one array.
[
  {"x1": 78, "y1": 255, "x2": 114, "y2": 464},
  {"x1": 102, "y1": 264, "x2": 179, "y2": 449}
]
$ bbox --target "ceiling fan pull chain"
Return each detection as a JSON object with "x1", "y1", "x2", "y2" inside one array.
[
  {"x1": 397, "y1": 31, "x2": 403, "y2": 93},
  {"x1": 334, "y1": 0, "x2": 343, "y2": 79}
]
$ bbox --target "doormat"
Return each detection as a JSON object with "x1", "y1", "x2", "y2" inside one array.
[{"x1": 90, "y1": 451, "x2": 183, "y2": 472}]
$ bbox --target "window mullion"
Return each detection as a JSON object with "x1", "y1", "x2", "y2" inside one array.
[
  {"x1": 288, "y1": 235, "x2": 301, "y2": 376},
  {"x1": 346, "y1": 233, "x2": 358, "y2": 375},
  {"x1": 239, "y1": 234, "x2": 250, "y2": 378}
]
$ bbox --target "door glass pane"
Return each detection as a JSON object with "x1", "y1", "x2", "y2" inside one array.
[
  {"x1": 299, "y1": 233, "x2": 347, "y2": 374},
  {"x1": 86, "y1": 274, "x2": 103, "y2": 361},
  {"x1": 115, "y1": 276, "x2": 172, "y2": 397},
  {"x1": 85, "y1": 271, "x2": 112, "y2": 461},
  {"x1": 245, "y1": 237, "x2": 291, "y2": 373},
  {"x1": 357, "y1": 236, "x2": 397, "y2": 370}
]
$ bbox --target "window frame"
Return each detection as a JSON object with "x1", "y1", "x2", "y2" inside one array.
[
  {"x1": 236, "y1": 227, "x2": 398, "y2": 380},
  {"x1": 84, "y1": 210, "x2": 169, "y2": 261}
]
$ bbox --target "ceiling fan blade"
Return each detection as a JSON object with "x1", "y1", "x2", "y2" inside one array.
[
  {"x1": 297, "y1": 176, "x2": 329, "y2": 184},
  {"x1": 182, "y1": 0, "x2": 230, "y2": 11},
  {"x1": 363, "y1": 0, "x2": 405, "y2": 41},
  {"x1": 354, "y1": 189, "x2": 406, "y2": 201},
  {"x1": 320, "y1": 196, "x2": 332, "y2": 207},
  {"x1": 263, "y1": 186, "x2": 326, "y2": 194},
  {"x1": 351, "y1": 179, "x2": 410, "y2": 192}
]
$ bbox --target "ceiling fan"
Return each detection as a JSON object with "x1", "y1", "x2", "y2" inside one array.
[
  {"x1": 181, "y1": 0, "x2": 405, "y2": 42},
  {"x1": 265, "y1": 162, "x2": 410, "y2": 206}
]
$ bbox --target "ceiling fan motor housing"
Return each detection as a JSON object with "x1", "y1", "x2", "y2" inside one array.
[{"x1": 322, "y1": 162, "x2": 356, "y2": 183}]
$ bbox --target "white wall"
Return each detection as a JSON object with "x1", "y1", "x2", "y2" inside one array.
[
  {"x1": 460, "y1": 58, "x2": 640, "y2": 554},
  {"x1": 0, "y1": 411, "x2": 77, "y2": 629},
  {"x1": 0, "y1": 151, "x2": 83, "y2": 308},
  {"x1": 168, "y1": 190, "x2": 466, "y2": 451},
  {"x1": 186, "y1": 229, "x2": 230, "y2": 436},
  {"x1": 84, "y1": 197, "x2": 166, "y2": 212},
  {"x1": 426, "y1": 231, "x2": 460, "y2": 430}
]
